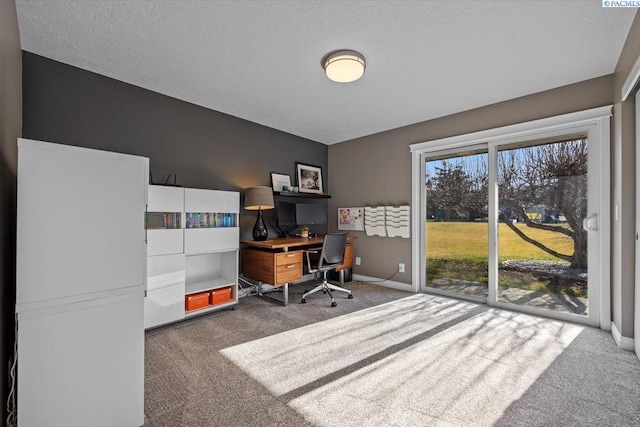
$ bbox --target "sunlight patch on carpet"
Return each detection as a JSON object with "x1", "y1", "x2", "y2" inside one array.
[{"x1": 221, "y1": 293, "x2": 583, "y2": 426}]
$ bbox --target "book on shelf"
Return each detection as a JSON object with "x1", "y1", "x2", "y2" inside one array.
[{"x1": 182, "y1": 212, "x2": 237, "y2": 228}]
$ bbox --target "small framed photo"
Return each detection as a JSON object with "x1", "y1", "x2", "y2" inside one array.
[
  {"x1": 296, "y1": 163, "x2": 323, "y2": 194},
  {"x1": 271, "y1": 172, "x2": 292, "y2": 192}
]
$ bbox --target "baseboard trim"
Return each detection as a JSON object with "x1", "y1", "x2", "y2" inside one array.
[
  {"x1": 352, "y1": 274, "x2": 415, "y2": 292},
  {"x1": 611, "y1": 322, "x2": 635, "y2": 351}
]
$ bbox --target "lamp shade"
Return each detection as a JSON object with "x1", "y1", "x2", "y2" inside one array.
[
  {"x1": 323, "y1": 50, "x2": 366, "y2": 83},
  {"x1": 244, "y1": 186, "x2": 274, "y2": 210}
]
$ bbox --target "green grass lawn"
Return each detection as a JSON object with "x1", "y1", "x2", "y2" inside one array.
[
  {"x1": 425, "y1": 221, "x2": 585, "y2": 297},
  {"x1": 426, "y1": 221, "x2": 574, "y2": 262}
]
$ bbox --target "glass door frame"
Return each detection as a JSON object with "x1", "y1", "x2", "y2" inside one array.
[
  {"x1": 622, "y1": 63, "x2": 638, "y2": 354},
  {"x1": 411, "y1": 106, "x2": 611, "y2": 328}
]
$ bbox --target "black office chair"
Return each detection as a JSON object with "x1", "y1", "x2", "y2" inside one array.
[{"x1": 301, "y1": 232, "x2": 354, "y2": 307}]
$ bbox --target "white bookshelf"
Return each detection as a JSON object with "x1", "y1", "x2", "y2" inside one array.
[{"x1": 144, "y1": 185, "x2": 239, "y2": 329}]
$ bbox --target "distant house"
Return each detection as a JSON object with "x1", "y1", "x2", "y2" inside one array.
[{"x1": 524, "y1": 204, "x2": 564, "y2": 223}]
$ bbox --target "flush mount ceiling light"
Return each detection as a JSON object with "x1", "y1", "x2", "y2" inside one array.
[{"x1": 322, "y1": 50, "x2": 366, "y2": 83}]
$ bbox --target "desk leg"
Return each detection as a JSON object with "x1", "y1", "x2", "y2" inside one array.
[
  {"x1": 283, "y1": 283, "x2": 288, "y2": 306},
  {"x1": 256, "y1": 281, "x2": 289, "y2": 306}
]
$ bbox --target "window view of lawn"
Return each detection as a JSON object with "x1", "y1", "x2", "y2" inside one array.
[
  {"x1": 426, "y1": 222, "x2": 585, "y2": 297},
  {"x1": 425, "y1": 139, "x2": 588, "y2": 315}
]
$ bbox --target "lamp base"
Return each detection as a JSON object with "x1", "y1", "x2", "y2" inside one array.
[{"x1": 253, "y1": 209, "x2": 268, "y2": 241}]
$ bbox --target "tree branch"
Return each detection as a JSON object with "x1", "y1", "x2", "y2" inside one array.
[
  {"x1": 499, "y1": 214, "x2": 572, "y2": 262},
  {"x1": 508, "y1": 203, "x2": 574, "y2": 237}
]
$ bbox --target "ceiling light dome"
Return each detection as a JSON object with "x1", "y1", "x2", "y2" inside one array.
[{"x1": 322, "y1": 50, "x2": 366, "y2": 83}]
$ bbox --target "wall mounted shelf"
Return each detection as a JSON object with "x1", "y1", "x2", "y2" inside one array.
[{"x1": 273, "y1": 191, "x2": 331, "y2": 199}]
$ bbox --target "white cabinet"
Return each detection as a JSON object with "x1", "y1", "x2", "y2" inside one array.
[
  {"x1": 149, "y1": 185, "x2": 185, "y2": 212},
  {"x1": 144, "y1": 185, "x2": 239, "y2": 329},
  {"x1": 184, "y1": 228, "x2": 239, "y2": 254},
  {"x1": 16, "y1": 139, "x2": 147, "y2": 427},
  {"x1": 18, "y1": 295, "x2": 144, "y2": 427},
  {"x1": 148, "y1": 229, "x2": 184, "y2": 256},
  {"x1": 147, "y1": 186, "x2": 185, "y2": 256},
  {"x1": 17, "y1": 141, "x2": 147, "y2": 306},
  {"x1": 145, "y1": 186, "x2": 186, "y2": 329},
  {"x1": 145, "y1": 254, "x2": 186, "y2": 329},
  {"x1": 185, "y1": 188, "x2": 238, "y2": 214}
]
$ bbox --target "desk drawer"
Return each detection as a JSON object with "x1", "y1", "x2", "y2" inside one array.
[
  {"x1": 276, "y1": 263, "x2": 302, "y2": 284},
  {"x1": 276, "y1": 251, "x2": 302, "y2": 266}
]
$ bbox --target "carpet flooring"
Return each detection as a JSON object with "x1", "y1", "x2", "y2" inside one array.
[{"x1": 144, "y1": 281, "x2": 640, "y2": 426}]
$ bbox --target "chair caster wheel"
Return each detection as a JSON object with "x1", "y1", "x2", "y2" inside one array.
[
  {"x1": 331, "y1": 302, "x2": 337, "y2": 307},
  {"x1": 348, "y1": 294, "x2": 354, "y2": 299},
  {"x1": 323, "y1": 290, "x2": 327, "y2": 294},
  {"x1": 301, "y1": 298, "x2": 306, "y2": 304}
]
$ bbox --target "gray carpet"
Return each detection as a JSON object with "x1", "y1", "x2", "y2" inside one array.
[{"x1": 144, "y1": 281, "x2": 640, "y2": 426}]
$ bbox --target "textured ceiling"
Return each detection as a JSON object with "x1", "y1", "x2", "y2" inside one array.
[{"x1": 16, "y1": 1, "x2": 637, "y2": 145}]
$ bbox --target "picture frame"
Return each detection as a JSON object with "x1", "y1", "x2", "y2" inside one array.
[
  {"x1": 271, "y1": 172, "x2": 292, "y2": 192},
  {"x1": 296, "y1": 162, "x2": 323, "y2": 194}
]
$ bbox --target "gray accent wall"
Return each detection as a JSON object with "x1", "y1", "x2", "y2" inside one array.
[
  {"x1": 22, "y1": 52, "x2": 328, "y2": 241},
  {"x1": 0, "y1": 0, "x2": 21, "y2": 418},
  {"x1": 613, "y1": 11, "x2": 640, "y2": 338},
  {"x1": 329, "y1": 75, "x2": 614, "y2": 288}
]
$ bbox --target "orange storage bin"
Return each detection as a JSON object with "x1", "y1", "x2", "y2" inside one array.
[
  {"x1": 185, "y1": 292, "x2": 210, "y2": 311},
  {"x1": 210, "y1": 287, "x2": 232, "y2": 305}
]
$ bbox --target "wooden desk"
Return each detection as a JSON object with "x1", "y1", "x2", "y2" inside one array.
[{"x1": 241, "y1": 235, "x2": 356, "y2": 306}]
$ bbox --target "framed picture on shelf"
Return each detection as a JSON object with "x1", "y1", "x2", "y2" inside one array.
[
  {"x1": 270, "y1": 172, "x2": 292, "y2": 192},
  {"x1": 296, "y1": 162, "x2": 323, "y2": 194}
]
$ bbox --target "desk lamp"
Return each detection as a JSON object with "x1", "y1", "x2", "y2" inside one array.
[{"x1": 244, "y1": 186, "x2": 274, "y2": 241}]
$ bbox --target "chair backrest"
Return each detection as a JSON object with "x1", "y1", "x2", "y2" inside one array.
[{"x1": 319, "y1": 232, "x2": 348, "y2": 269}]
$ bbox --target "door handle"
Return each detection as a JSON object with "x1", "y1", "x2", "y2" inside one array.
[{"x1": 583, "y1": 214, "x2": 598, "y2": 232}]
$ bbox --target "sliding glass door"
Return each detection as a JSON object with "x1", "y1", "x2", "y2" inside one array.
[
  {"x1": 423, "y1": 149, "x2": 489, "y2": 301},
  {"x1": 495, "y1": 138, "x2": 590, "y2": 316},
  {"x1": 417, "y1": 113, "x2": 609, "y2": 327}
]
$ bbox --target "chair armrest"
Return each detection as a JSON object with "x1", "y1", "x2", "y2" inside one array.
[{"x1": 304, "y1": 250, "x2": 320, "y2": 273}]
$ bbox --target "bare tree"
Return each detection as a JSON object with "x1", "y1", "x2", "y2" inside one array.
[
  {"x1": 426, "y1": 140, "x2": 587, "y2": 268},
  {"x1": 498, "y1": 139, "x2": 587, "y2": 268}
]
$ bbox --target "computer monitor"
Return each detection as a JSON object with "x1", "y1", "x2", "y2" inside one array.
[
  {"x1": 276, "y1": 200, "x2": 328, "y2": 237},
  {"x1": 275, "y1": 201, "x2": 298, "y2": 237},
  {"x1": 296, "y1": 203, "x2": 328, "y2": 225}
]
